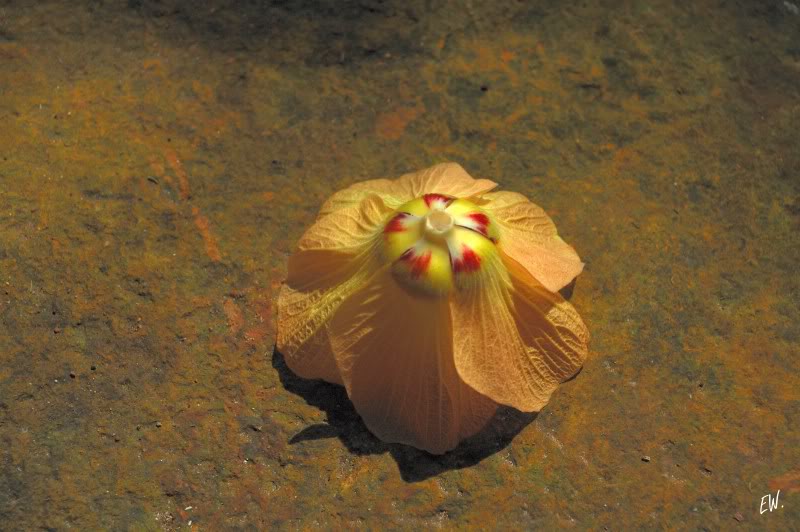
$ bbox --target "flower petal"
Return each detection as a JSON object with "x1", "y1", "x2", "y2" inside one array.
[
  {"x1": 329, "y1": 267, "x2": 497, "y2": 454},
  {"x1": 396, "y1": 163, "x2": 497, "y2": 200},
  {"x1": 277, "y1": 195, "x2": 389, "y2": 384},
  {"x1": 450, "y1": 254, "x2": 589, "y2": 412},
  {"x1": 480, "y1": 191, "x2": 584, "y2": 293},
  {"x1": 505, "y1": 257, "x2": 589, "y2": 382},
  {"x1": 298, "y1": 194, "x2": 392, "y2": 252},
  {"x1": 319, "y1": 178, "x2": 408, "y2": 217},
  {"x1": 318, "y1": 163, "x2": 496, "y2": 218},
  {"x1": 277, "y1": 251, "x2": 369, "y2": 385}
]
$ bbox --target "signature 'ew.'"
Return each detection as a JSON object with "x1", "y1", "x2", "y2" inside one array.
[{"x1": 760, "y1": 490, "x2": 783, "y2": 515}]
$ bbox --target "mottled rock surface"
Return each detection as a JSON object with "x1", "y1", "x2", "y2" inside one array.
[{"x1": 0, "y1": 0, "x2": 798, "y2": 529}]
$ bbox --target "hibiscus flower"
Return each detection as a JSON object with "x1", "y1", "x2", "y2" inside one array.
[{"x1": 277, "y1": 163, "x2": 589, "y2": 454}]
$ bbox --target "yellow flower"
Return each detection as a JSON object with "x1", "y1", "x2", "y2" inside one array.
[{"x1": 277, "y1": 163, "x2": 589, "y2": 454}]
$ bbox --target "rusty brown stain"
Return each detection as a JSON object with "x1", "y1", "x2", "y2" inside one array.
[
  {"x1": 191, "y1": 80, "x2": 214, "y2": 103},
  {"x1": 375, "y1": 103, "x2": 425, "y2": 140},
  {"x1": 223, "y1": 298, "x2": 244, "y2": 335},
  {"x1": 503, "y1": 107, "x2": 528, "y2": 127},
  {"x1": 192, "y1": 206, "x2": 222, "y2": 262},
  {"x1": 142, "y1": 57, "x2": 166, "y2": 76},
  {"x1": 769, "y1": 470, "x2": 800, "y2": 495},
  {"x1": 165, "y1": 149, "x2": 192, "y2": 200},
  {"x1": 0, "y1": 42, "x2": 29, "y2": 59},
  {"x1": 243, "y1": 299, "x2": 273, "y2": 344}
]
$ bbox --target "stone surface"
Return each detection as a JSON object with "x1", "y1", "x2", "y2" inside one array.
[{"x1": 0, "y1": 0, "x2": 798, "y2": 529}]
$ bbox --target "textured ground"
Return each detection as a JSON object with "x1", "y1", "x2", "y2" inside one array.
[{"x1": 1, "y1": 0, "x2": 799, "y2": 529}]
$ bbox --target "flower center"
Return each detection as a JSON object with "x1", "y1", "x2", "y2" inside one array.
[
  {"x1": 425, "y1": 209, "x2": 453, "y2": 236},
  {"x1": 381, "y1": 193, "x2": 499, "y2": 296}
]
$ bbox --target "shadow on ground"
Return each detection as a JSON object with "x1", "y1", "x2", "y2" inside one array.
[
  {"x1": 127, "y1": 0, "x2": 437, "y2": 65},
  {"x1": 272, "y1": 349, "x2": 536, "y2": 482}
]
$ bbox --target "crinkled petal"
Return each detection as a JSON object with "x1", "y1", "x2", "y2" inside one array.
[
  {"x1": 319, "y1": 178, "x2": 408, "y2": 217},
  {"x1": 329, "y1": 266, "x2": 497, "y2": 454},
  {"x1": 277, "y1": 251, "x2": 368, "y2": 385},
  {"x1": 319, "y1": 163, "x2": 496, "y2": 219},
  {"x1": 396, "y1": 163, "x2": 497, "y2": 200},
  {"x1": 480, "y1": 191, "x2": 584, "y2": 293},
  {"x1": 450, "y1": 254, "x2": 589, "y2": 412},
  {"x1": 277, "y1": 195, "x2": 389, "y2": 383},
  {"x1": 505, "y1": 257, "x2": 589, "y2": 382},
  {"x1": 298, "y1": 194, "x2": 392, "y2": 252}
]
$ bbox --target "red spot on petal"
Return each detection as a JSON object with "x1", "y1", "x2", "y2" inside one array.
[
  {"x1": 400, "y1": 248, "x2": 432, "y2": 278},
  {"x1": 423, "y1": 193, "x2": 453, "y2": 208},
  {"x1": 467, "y1": 212, "x2": 490, "y2": 236},
  {"x1": 384, "y1": 212, "x2": 408, "y2": 233},
  {"x1": 452, "y1": 244, "x2": 481, "y2": 274}
]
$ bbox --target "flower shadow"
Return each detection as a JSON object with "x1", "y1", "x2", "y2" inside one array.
[{"x1": 272, "y1": 348, "x2": 537, "y2": 482}]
